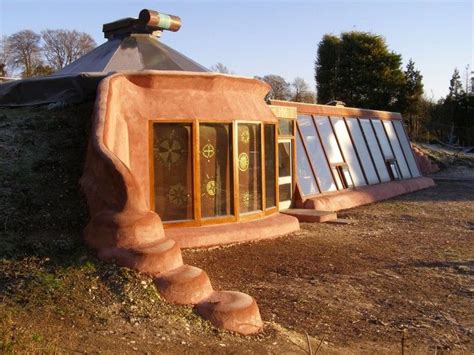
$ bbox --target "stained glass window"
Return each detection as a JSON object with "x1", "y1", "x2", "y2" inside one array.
[
  {"x1": 264, "y1": 125, "x2": 276, "y2": 209},
  {"x1": 238, "y1": 123, "x2": 262, "y2": 214},
  {"x1": 153, "y1": 123, "x2": 193, "y2": 221},
  {"x1": 199, "y1": 124, "x2": 233, "y2": 218}
]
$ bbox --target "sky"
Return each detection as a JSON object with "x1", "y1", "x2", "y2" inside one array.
[{"x1": 0, "y1": 0, "x2": 472, "y2": 100}]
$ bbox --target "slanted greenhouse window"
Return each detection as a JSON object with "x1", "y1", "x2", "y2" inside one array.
[
  {"x1": 297, "y1": 115, "x2": 336, "y2": 193},
  {"x1": 386, "y1": 159, "x2": 401, "y2": 181},
  {"x1": 334, "y1": 163, "x2": 354, "y2": 189}
]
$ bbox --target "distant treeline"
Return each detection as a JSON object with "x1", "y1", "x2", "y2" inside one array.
[{"x1": 0, "y1": 29, "x2": 96, "y2": 78}]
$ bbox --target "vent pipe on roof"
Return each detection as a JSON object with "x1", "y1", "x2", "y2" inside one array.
[{"x1": 103, "y1": 9, "x2": 182, "y2": 40}]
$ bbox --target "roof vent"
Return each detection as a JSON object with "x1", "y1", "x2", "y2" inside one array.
[
  {"x1": 103, "y1": 9, "x2": 181, "y2": 40},
  {"x1": 326, "y1": 100, "x2": 346, "y2": 107}
]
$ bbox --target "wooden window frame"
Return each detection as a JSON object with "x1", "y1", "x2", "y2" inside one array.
[{"x1": 149, "y1": 120, "x2": 278, "y2": 229}]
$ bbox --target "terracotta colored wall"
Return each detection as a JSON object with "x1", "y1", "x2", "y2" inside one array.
[{"x1": 81, "y1": 71, "x2": 277, "y2": 250}]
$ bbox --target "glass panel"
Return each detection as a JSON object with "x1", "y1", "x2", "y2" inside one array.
[
  {"x1": 314, "y1": 116, "x2": 344, "y2": 164},
  {"x1": 279, "y1": 142, "x2": 292, "y2": 178},
  {"x1": 153, "y1": 123, "x2": 193, "y2": 221},
  {"x1": 278, "y1": 118, "x2": 293, "y2": 136},
  {"x1": 388, "y1": 161, "x2": 400, "y2": 180},
  {"x1": 200, "y1": 123, "x2": 233, "y2": 218},
  {"x1": 346, "y1": 118, "x2": 379, "y2": 185},
  {"x1": 298, "y1": 115, "x2": 337, "y2": 192},
  {"x1": 393, "y1": 120, "x2": 421, "y2": 177},
  {"x1": 341, "y1": 166, "x2": 354, "y2": 188},
  {"x1": 331, "y1": 167, "x2": 344, "y2": 189},
  {"x1": 331, "y1": 117, "x2": 367, "y2": 187},
  {"x1": 279, "y1": 182, "x2": 292, "y2": 202},
  {"x1": 382, "y1": 120, "x2": 411, "y2": 179},
  {"x1": 296, "y1": 131, "x2": 319, "y2": 196},
  {"x1": 372, "y1": 119, "x2": 394, "y2": 160},
  {"x1": 238, "y1": 123, "x2": 262, "y2": 214},
  {"x1": 265, "y1": 125, "x2": 276, "y2": 209},
  {"x1": 360, "y1": 119, "x2": 391, "y2": 183}
]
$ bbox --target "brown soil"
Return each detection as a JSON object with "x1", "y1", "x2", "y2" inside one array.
[
  {"x1": 184, "y1": 180, "x2": 474, "y2": 353},
  {"x1": 1, "y1": 105, "x2": 473, "y2": 353}
]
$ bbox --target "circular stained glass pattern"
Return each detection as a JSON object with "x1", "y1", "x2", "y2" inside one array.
[
  {"x1": 206, "y1": 180, "x2": 216, "y2": 196},
  {"x1": 240, "y1": 126, "x2": 250, "y2": 144},
  {"x1": 242, "y1": 192, "x2": 250, "y2": 208},
  {"x1": 168, "y1": 183, "x2": 188, "y2": 207},
  {"x1": 238, "y1": 152, "x2": 249, "y2": 171},
  {"x1": 158, "y1": 134, "x2": 183, "y2": 169},
  {"x1": 202, "y1": 143, "x2": 215, "y2": 160}
]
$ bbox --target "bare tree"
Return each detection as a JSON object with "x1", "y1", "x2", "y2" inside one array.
[
  {"x1": 209, "y1": 62, "x2": 234, "y2": 74},
  {"x1": 255, "y1": 74, "x2": 291, "y2": 101},
  {"x1": 7, "y1": 30, "x2": 42, "y2": 77},
  {"x1": 291, "y1": 77, "x2": 316, "y2": 103},
  {"x1": 0, "y1": 36, "x2": 11, "y2": 76},
  {"x1": 41, "y1": 29, "x2": 96, "y2": 70}
]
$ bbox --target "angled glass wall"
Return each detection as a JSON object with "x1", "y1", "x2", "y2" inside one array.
[
  {"x1": 297, "y1": 115, "x2": 337, "y2": 192},
  {"x1": 382, "y1": 120, "x2": 412, "y2": 179},
  {"x1": 360, "y1": 119, "x2": 391, "y2": 183},
  {"x1": 393, "y1": 120, "x2": 421, "y2": 177},
  {"x1": 345, "y1": 118, "x2": 380, "y2": 185},
  {"x1": 331, "y1": 117, "x2": 367, "y2": 187}
]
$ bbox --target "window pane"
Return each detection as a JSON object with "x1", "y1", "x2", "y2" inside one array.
[
  {"x1": 372, "y1": 119, "x2": 394, "y2": 160},
  {"x1": 153, "y1": 123, "x2": 193, "y2": 221},
  {"x1": 382, "y1": 120, "x2": 411, "y2": 179},
  {"x1": 238, "y1": 123, "x2": 262, "y2": 213},
  {"x1": 278, "y1": 118, "x2": 293, "y2": 136},
  {"x1": 314, "y1": 116, "x2": 344, "y2": 164},
  {"x1": 331, "y1": 116, "x2": 367, "y2": 187},
  {"x1": 279, "y1": 142, "x2": 292, "y2": 177},
  {"x1": 279, "y1": 183, "x2": 292, "y2": 202},
  {"x1": 393, "y1": 120, "x2": 421, "y2": 177},
  {"x1": 265, "y1": 125, "x2": 276, "y2": 208},
  {"x1": 346, "y1": 118, "x2": 380, "y2": 185},
  {"x1": 360, "y1": 119, "x2": 391, "y2": 183},
  {"x1": 298, "y1": 115, "x2": 337, "y2": 192},
  {"x1": 200, "y1": 124, "x2": 233, "y2": 218},
  {"x1": 296, "y1": 130, "x2": 319, "y2": 196}
]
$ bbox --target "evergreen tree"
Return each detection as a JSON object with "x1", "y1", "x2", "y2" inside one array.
[
  {"x1": 399, "y1": 59, "x2": 424, "y2": 135},
  {"x1": 315, "y1": 34, "x2": 340, "y2": 104},
  {"x1": 447, "y1": 68, "x2": 463, "y2": 99},
  {"x1": 315, "y1": 31, "x2": 405, "y2": 110}
]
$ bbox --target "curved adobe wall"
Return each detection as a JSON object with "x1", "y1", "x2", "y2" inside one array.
[{"x1": 80, "y1": 71, "x2": 276, "y2": 334}]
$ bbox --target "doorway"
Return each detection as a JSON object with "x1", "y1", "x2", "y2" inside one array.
[{"x1": 278, "y1": 139, "x2": 292, "y2": 210}]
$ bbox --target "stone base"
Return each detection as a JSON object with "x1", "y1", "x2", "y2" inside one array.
[
  {"x1": 165, "y1": 213, "x2": 300, "y2": 249},
  {"x1": 299, "y1": 177, "x2": 435, "y2": 212}
]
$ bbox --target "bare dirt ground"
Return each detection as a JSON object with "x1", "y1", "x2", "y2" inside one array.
[
  {"x1": 1, "y1": 105, "x2": 473, "y2": 353},
  {"x1": 185, "y1": 180, "x2": 474, "y2": 353}
]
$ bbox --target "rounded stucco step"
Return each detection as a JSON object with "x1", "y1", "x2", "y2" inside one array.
[
  {"x1": 98, "y1": 238, "x2": 183, "y2": 274},
  {"x1": 195, "y1": 291, "x2": 263, "y2": 335},
  {"x1": 154, "y1": 265, "x2": 213, "y2": 305}
]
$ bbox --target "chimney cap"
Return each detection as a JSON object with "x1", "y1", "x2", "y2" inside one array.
[{"x1": 103, "y1": 9, "x2": 181, "y2": 39}]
